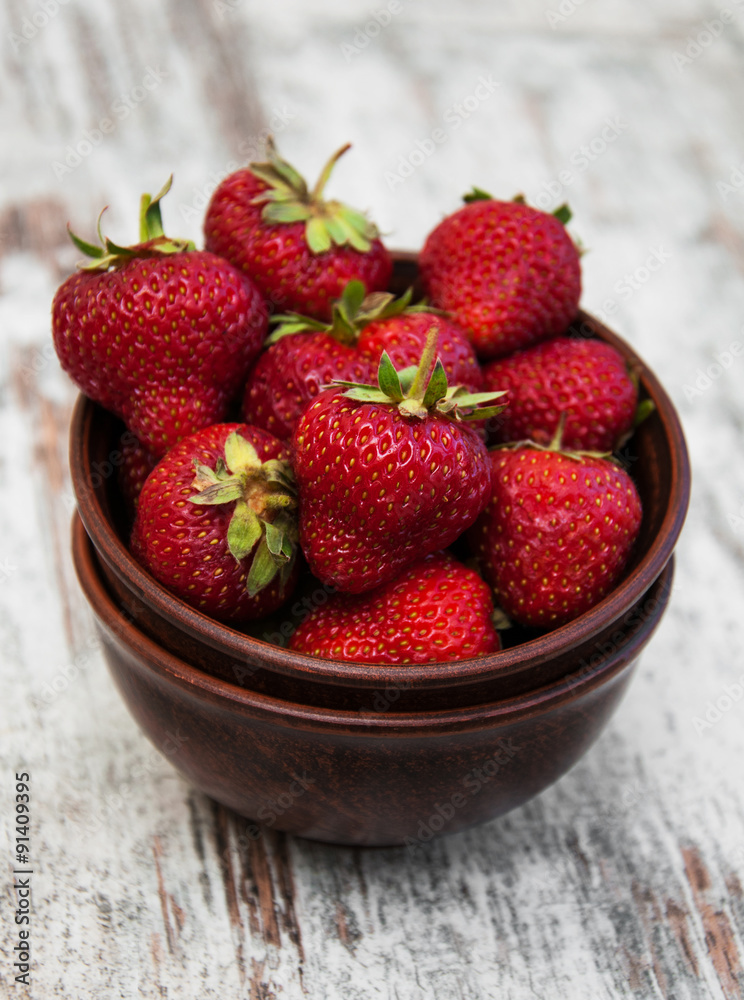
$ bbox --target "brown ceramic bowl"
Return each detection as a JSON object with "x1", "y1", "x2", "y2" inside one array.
[
  {"x1": 73, "y1": 512, "x2": 674, "y2": 846},
  {"x1": 69, "y1": 253, "x2": 690, "y2": 712}
]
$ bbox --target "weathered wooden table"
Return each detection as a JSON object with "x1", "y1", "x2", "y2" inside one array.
[{"x1": 2, "y1": 1, "x2": 743, "y2": 996}]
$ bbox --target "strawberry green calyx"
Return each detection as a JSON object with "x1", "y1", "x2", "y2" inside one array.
[
  {"x1": 267, "y1": 279, "x2": 439, "y2": 346},
  {"x1": 68, "y1": 176, "x2": 196, "y2": 272},
  {"x1": 463, "y1": 186, "x2": 495, "y2": 203},
  {"x1": 632, "y1": 398, "x2": 655, "y2": 429},
  {"x1": 491, "y1": 606, "x2": 513, "y2": 631},
  {"x1": 514, "y1": 192, "x2": 572, "y2": 225},
  {"x1": 248, "y1": 138, "x2": 381, "y2": 254},
  {"x1": 626, "y1": 368, "x2": 656, "y2": 432},
  {"x1": 187, "y1": 431, "x2": 298, "y2": 596},
  {"x1": 331, "y1": 323, "x2": 507, "y2": 422},
  {"x1": 463, "y1": 188, "x2": 572, "y2": 225},
  {"x1": 612, "y1": 396, "x2": 655, "y2": 452},
  {"x1": 492, "y1": 414, "x2": 620, "y2": 465}
]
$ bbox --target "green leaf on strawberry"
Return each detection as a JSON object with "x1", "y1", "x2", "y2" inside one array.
[
  {"x1": 292, "y1": 322, "x2": 505, "y2": 594},
  {"x1": 330, "y1": 322, "x2": 507, "y2": 422},
  {"x1": 54, "y1": 184, "x2": 269, "y2": 457},
  {"x1": 248, "y1": 138, "x2": 381, "y2": 255},
  {"x1": 187, "y1": 430, "x2": 298, "y2": 597},
  {"x1": 68, "y1": 176, "x2": 196, "y2": 272},
  {"x1": 131, "y1": 424, "x2": 299, "y2": 621},
  {"x1": 267, "y1": 280, "x2": 437, "y2": 346}
]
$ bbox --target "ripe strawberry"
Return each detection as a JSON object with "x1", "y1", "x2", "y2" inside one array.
[
  {"x1": 243, "y1": 334, "x2": 369, "y2": 443},
  {"x1": 131, "y1": 423, "x2": 298, "y2": 622},
  {"x1": 483, "y1": 336, "x2": 638, "y2": 452},
  {"x1": 243, "y1": 281, "x2": 483, "y2": 441},
  {"x1": 419, "y1": 192, "x2": 581, "y2": 360},
  {"x1": 469, "y1": 445, "x2": 642, "y2": 627},
  {"x1": 204, "y1": 139, "x2": 392, "y2": 321},
  {"x1": 53, "y1": 180, "x2": 268, "y2": 457},
  {"x1": 292, "y1": 328, "x2": 506, "y2": 593},
  {"x1": 289, "y1": 553, "x2": 501, "y2": 663}
]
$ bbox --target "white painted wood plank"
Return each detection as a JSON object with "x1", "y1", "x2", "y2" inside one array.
[{"x1": 1, "y1": 1, "x2": 743, "y2": 998}]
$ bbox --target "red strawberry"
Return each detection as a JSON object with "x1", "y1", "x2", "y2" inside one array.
[
  {"x1": 289, "y1": 552, "x2": 501, "y2": 663},
  {"x1": 243, "y1": 282, "x2": 483, "y2": 441},
  {"x1": 419, "y1": 192, "x2": 581, "y2": 360},
  {"x1": 358, "y1": 304, "x2": 482, "y2": 386},
  {"x1": 469, "y1": 446, "x2": 642, "y2": 627},
  {"x1": 52, "y1": 179, "x2": 268, "y2": 456},
  {"x1": 483, "y1": 336, "x2": 638, "y2": 452},
  {"x1": 292, "y1": 328, "x2": 506, "y2": 593},
  {"x1": 204, "y1": 139, "x2": 392, "y2": 321},
  {"x1": 118, "y1": 431, "x2": 158, "y2": 517},
  {"x1": 242, "y1": 333, "x2": 369, "y2": 443},
  {"x1": 131, "y1": 423, "x2": 298, "y2": 623}
]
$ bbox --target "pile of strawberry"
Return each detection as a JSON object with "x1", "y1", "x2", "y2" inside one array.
[{"x1": 53, "y1": 140, "x2": 645, "y2": 666}]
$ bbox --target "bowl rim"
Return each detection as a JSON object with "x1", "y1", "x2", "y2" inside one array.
[
  {"x1": 73, "y1": 511, "x2": 672, "y2": 735},
  {"x1": 69, "y1": 253, "x2": 690, "y2": 692}
]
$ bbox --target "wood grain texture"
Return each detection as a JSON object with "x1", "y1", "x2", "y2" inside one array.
[{"x1": 0, "y1": 0, "x2": 743, "y2": 997}]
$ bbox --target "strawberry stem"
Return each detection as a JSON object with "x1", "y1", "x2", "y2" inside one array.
[
  {"x1": 311, "y1": 143, "x2": 352, "y2": 201},
  {"x1": 139, "y1": 176, "x2": 172, "y2": 242},
  {"x1": 267, "y1": 281, "x2": 430, "y2": 348},
  {"x1": 407, "y1": 323, "x2": 440, "y2": 403},
  {"x1": 548, "y1": 413, "x2": 567, "y2": 451},
  {"x1": 250, "y1": 141, "x2": 379, "y2": 255},
  {"x1": 69, "y1": 177, "x2": 194, "y2": 272}
]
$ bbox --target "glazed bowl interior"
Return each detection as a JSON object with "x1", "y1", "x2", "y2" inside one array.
[{"x1": 69, "y1": 253, "x2": 690, "y2": 709}]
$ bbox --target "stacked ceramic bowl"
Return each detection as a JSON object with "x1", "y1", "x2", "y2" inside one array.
[{"x1": 70, "y1": 255, "x2": 690, "y2": 847}]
